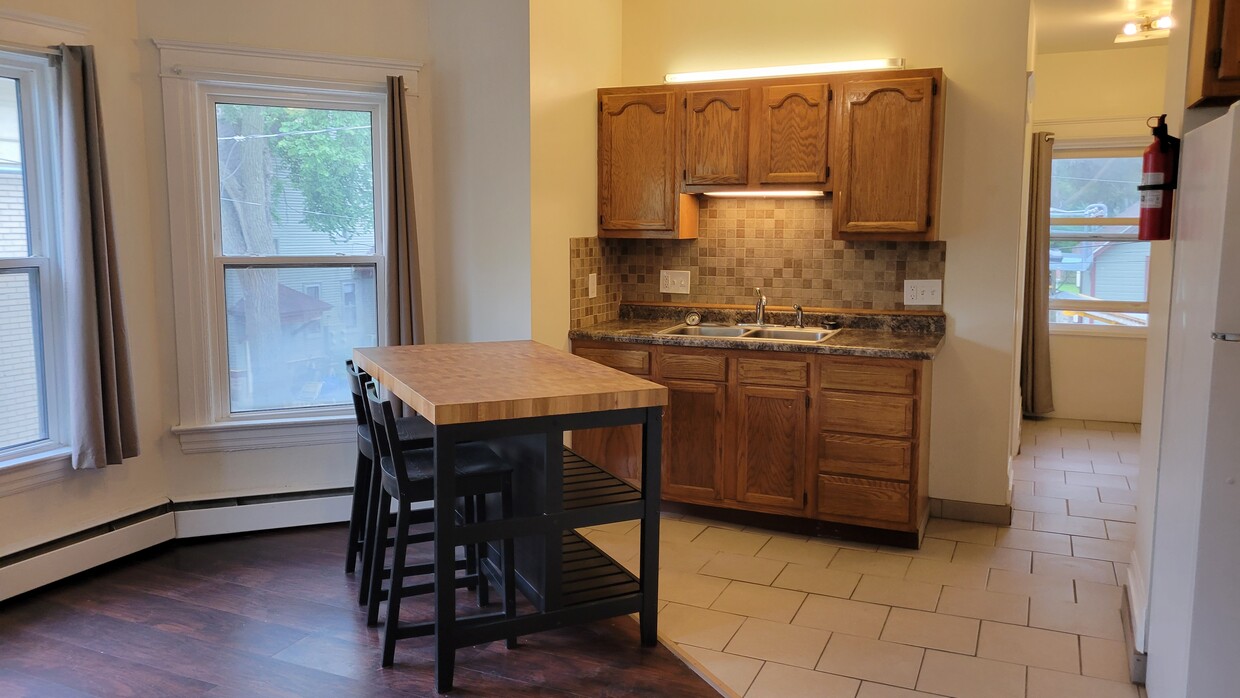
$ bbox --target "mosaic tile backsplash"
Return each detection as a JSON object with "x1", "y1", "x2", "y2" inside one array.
[{"x1": 570, "y1": 198, "x2": 946, "y2": 328}]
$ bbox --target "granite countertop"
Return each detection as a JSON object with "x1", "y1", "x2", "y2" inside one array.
[{"x1": 569, "y1": 313, "x2": 945, "y2": 361}]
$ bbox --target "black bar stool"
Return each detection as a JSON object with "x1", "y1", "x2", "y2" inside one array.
[
  {"x1": 364, "y1": 380, "x2": 518, "y2": 668},
  {"x1": 344, "y1": 360, "x2": 434, "y2": 606}
]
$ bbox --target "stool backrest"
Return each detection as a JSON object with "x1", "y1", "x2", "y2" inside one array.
[
  {"x1": 364, "y1": 379, "x2": 413, "y2": 490},
  {"x1": 345, "y1": 360, "x2": 369, "y2": 428}
]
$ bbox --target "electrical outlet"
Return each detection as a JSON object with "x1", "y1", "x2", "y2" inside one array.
[
  {"x1": 904, "y1": 279, "x2": 942, "y2": 306},
  {"x1": 659, "y1": 270, "x2": 691, "y2": 295},
  {"x1": 588, "y1": 273, "x2": 597, "y2": 299}
]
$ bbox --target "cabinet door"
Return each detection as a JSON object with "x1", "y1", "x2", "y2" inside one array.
[
  {"x1": 834, "y1": 77, "x2": 935, "y2": 235},
  {"x1": 735, "y1": 385, "x2": 807, "y2": 512},
  {"x1": 599, "y1": 90, "x2": 677, "y2": 230},
  {"x1": 662, "y1": 380, "x2": 727, "y2": 503},
  {"x1": 1220, "y1": 0, "x2": 1240, "y2": 80},
  {"x1": 755, "y1": 82, "x2": 829, "y2": 184},
  {"x1": 685, "y1": 88, "x2": 749, "y2": 185}
]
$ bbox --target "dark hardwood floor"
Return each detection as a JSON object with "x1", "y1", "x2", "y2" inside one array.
[{"x1": 0, "y1": 524, "x2": 719, "y2": 697}]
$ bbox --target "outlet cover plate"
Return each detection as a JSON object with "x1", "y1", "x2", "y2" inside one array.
[
  {"x1": 588, "y1": 273, "x2": 597, "y2": 299},
  {"x1": 660, "y1": 270, "x2": 691, "y2": 295},
  {"x1": 904, "y1": 279, "x2": 942, "y2": 306}
]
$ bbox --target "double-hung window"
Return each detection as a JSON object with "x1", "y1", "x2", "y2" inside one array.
[
  {"x1": 1048, "y1": 147, "x2": 1149, "y2": 329},
  {"x1": 158, "y1": 42, "x2": 418, "y2": 451},
  {"x1": 0, "y1": 49, "x2": 65, "y2": 470}
]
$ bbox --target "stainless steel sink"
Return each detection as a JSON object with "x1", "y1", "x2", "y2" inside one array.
[
  {"x1": 658, "y1": 324, "x2": 754, "y2": 338},
  {"x1": 658, "y1": 324, "x2": 840, "y2": 343},
  {"x1": 746, "y1": 327, "x2": 840, "y2": 342}
]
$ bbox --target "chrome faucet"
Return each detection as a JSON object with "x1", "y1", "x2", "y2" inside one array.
[
  {"x1": 753, "y1": 287, "x2": 768, "y2": 326},
  {"x1": 793, "y1": 304, "x2": 804, "y2": 328}
]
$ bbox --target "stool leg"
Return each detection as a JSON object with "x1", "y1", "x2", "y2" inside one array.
[
  {"x1": 345, "y1": 450, "x2": 368, "y2": 573},
  {"x1": 366, "y1": 488, "x2": 392, "y2": 627},
  {"x1": 382, "y1": 499, "x2": 411, "y2": 667},
  {"x1": 462, "y1": 496, "x2": 478, "y2": 592},
  {"x1": 474, "y1": 493, "x2": 490, "y2": 607},
  {"x1": 502, "y1": 479, "x2": 517, "y2": 649},
  {"x1": 357, "y1": 453, "x2": 380, "y2": 605}
]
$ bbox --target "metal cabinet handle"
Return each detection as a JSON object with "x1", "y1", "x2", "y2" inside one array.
[{"x1": 1212, "y1": 332, "x2": 1240, "y2": 342}]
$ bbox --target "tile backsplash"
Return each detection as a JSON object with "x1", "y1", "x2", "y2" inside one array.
[{"x1": 570, "y1": 198, "x2": 946, "y2": 328}]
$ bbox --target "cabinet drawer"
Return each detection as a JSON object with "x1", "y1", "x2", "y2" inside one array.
[
  {"x1": 738, "y1": 358, "x2": 808, "y2": 387},
  {"x1": 819, "y1": 433, "x2": 911, "y2": 480},
  {"x1": 821, "y1": 360, "x2": 916, "y2": 395},
  {"x1": 574, "y1": 347, "x2": 651, "y2": 375},
  {"x1": 659, "y1": 351, "x2": 727, "y2": 381},
  {"x1": 818, "y1": 474, "x2": 910, "y2": 524},
  {"x1": 820, "y1": 391, "x2": 915, "y2": 438}
]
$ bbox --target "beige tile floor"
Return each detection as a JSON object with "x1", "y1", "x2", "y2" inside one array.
[{"x1": 577, "y1": 418, "x2": 1142, "y2": 697}]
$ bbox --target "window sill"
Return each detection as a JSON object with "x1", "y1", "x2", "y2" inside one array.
[
  {"x1": 0, "y1": 446, "x2": 73, "y2": 497},
  {"x1": 173, "y1": 415, "x2": 356, "y2": 454},
  {"x1": 1050, "y1": 324, "x2": 1148, "y2": 339}
]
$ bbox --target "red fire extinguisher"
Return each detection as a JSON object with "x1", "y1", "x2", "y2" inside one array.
[{"x1": 1138, "y1": 114, "x2": 1180, "y2": 241}]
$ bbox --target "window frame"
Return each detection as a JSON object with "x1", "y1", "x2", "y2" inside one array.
[
  {"x1": 156, "y1": 40, "x2": 420, "y2": 453},
  {"x1": 1047, "y1": 140, "x2": 1150, "y2": 336},
  {"x1": 0, "y1": 48, "x2": 72, "y2": 484}
]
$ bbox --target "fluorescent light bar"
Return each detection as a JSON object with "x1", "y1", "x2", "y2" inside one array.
[
  {"x1": 702, "y1": 191, "x2": 824, "y2": 198},
  {"x1": 665, "y1": 58, "x2": 905, "y2": 84}
]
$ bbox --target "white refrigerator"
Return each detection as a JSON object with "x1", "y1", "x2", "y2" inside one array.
[{"x1": 1145, "y1": 103, "x2": 1240, "y2": 697}]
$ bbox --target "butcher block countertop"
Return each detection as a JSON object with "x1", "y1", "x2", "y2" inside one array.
[{"x1": 353, "y1": 340, "x2": 668, "y2": 425}]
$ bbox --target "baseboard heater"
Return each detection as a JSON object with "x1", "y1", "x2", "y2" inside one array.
[{"x1": 0, "y1": 489, "x2": 354, "y2": 603}]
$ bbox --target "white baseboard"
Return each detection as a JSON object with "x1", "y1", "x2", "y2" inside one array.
[
  {"x1": 1127, "y1": 550, "x2": 1150, "y2": 653},
  {"x1": 172, "y1": 494, "x2": 352, "y2": 538},
  {"x1": 0, "y1": 513, "x2": 176, "y2": 602}
]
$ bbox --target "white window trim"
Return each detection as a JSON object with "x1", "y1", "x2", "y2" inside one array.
[
  {"x1": 156, "y1": 40, "x2": 420, "y2": 453},
  {"x1": 0, "y1": 38, "x2": 74, "y2": 493},
  {"x1": 1048, "y1": 140, "x2": 1150, "y2": 334}
]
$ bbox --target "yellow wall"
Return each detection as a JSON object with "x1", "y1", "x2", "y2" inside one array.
[
  {"x1": 621, "y1": 0, "x2": 1033, "y2": 505},
  {"x1": 529, "y1": 0, "x2": 622, "y2": 349},
  {"x1": 1033, "y1": 45, "x2": 1168, "y2": 139}
]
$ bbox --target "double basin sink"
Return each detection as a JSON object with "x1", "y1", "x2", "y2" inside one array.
[{"x1": 657, "y1": 324, "x2": 840, "y2": 344}]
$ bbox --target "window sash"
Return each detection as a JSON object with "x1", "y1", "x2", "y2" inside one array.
[
  {"x1": 202, "y1": 88, "x2": 388, "y2": 422},
  {"x1": 0, "y1": 50, "x2": 66, "y2": 468}
]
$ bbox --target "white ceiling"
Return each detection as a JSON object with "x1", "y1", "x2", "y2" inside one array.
[{"x1": 1034, "y1": 0, "x2": 1172, "y2": 54}]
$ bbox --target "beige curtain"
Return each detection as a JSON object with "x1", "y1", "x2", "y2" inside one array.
[
  {"x1": 384, "y1": 76, "x2": 425, "y2": 346},
  {"x1": 1021, "y1": 132, "x2": 1055, "y2": 416},
  {"x1": 59, "y1": 45, "x2": 139, "y2": 468}
]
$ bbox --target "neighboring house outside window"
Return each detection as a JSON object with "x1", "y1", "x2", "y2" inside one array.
[
  {"x1": 1048, "y1": 148, "x2": 1149, "y2": 329},
  {"x1": 0, "y1": 49, "x2": 67, "y2": 475},
  {"x1": 157, "y1": 41, "x2": 419, "y2": 453}
]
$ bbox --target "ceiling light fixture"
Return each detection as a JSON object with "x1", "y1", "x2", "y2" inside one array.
[
  {"x1": 664, "y1": 58, "x2": 905, "y2": 84},
  {"x1": 701, "y1": 191, "x2": 825, "y2": 198},
  {"x1": 1115, "y1": 15, "x2": 1172, "y2": 43}
]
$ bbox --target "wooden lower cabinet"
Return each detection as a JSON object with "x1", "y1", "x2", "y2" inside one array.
[
  {"x1": 662, "y1": 379, "x2": 727, "y2": 502},
  {"x1": 736, "y1": 385, "x2": 807, "y2": 514},
  {"x1": 570, "y1": 339, "x2": 931, "y2": 540}
]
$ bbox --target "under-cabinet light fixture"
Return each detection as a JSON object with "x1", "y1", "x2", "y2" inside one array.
[
  {"x1": 702, "y1": 191, "x2": 824, "y2": 198},
  {"x1": 664, "y1": 58, "x2": 905, "y2": 84}
]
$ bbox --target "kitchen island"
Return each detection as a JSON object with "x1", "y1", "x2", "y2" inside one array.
[{"x1": 353, "y1": 340, "x2": 667, "y2": 692}]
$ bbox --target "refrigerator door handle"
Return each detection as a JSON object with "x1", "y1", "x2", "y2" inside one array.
[{"x1": 1212, "y1": 332, "x2": 1240, "y2": 341}]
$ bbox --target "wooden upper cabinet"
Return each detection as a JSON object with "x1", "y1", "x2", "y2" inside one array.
[
  {"x1": 598, "y1": 88, "x2": 697, "y2": 238},
  {"x1": 755, "y1": 82, "x2": 830, "y2": 184},
  {"x1": 833, "y1": 76, "x2": 940, "y2": 240},
  {"x1": 684, "y1": 88, "x2": 750, "y2": 185},
  {"x1": 1188, "y1": 0, "x2": 1240, "y2": 106}
]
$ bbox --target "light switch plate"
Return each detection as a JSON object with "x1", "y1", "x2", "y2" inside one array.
[
  {"x1": 904, "y1": 279, "x2": 942, "y2": 306},
  {"x1": 660, "y1": 269, "x2": 691, "y2": 295},
  {"x1": 588, "y1": 273, "x2": 597, "y2": 299}
]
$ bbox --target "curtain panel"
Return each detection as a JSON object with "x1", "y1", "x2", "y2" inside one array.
[
  {"x1": 59, "y1": 45, "x2": 139, "y2": 468},
  {"x1": 1021, "y1": 131, "x2": 1055, "y2": 417},
  {"x1": 384, "y1": 75, "x2": 425, "y2": 347}
]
